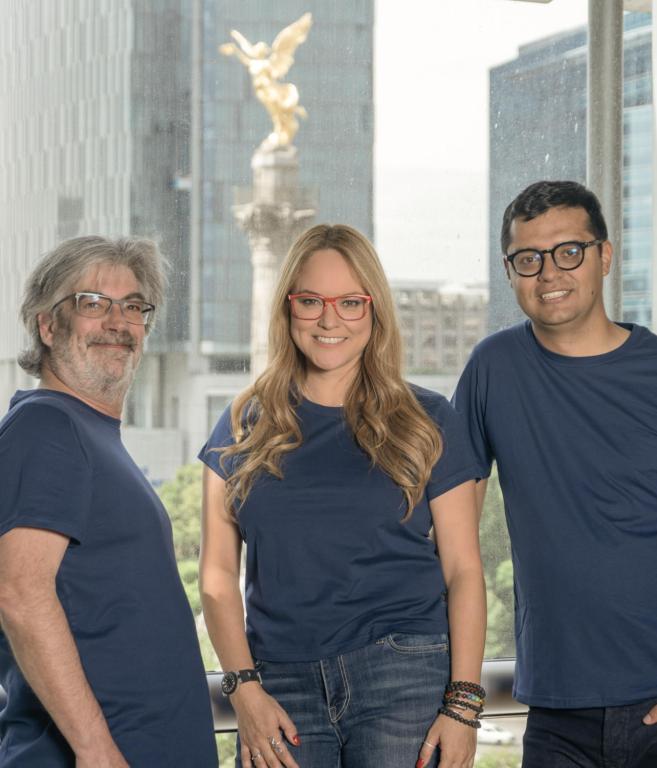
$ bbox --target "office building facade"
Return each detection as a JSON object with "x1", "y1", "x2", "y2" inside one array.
[
  {"x1": 0, "y1": 0, "x2": 134, "y2": 409},
  {"x1": 488, "y1": 13, "x2": 652, "y2": 332},
  {"x1": 393, "y1": 281, "x2": 488, "y2": 375},
  {"x1": 0, "y1": 0, "x2": 374, "y2": 481}
]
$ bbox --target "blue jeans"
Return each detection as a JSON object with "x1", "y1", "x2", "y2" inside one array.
[
  {"x1": 236, "y1": 632, "x2": 450, "y2": 768},
  {"x1": 523, "y1": 699, "x2": 657, "y2": 767}
]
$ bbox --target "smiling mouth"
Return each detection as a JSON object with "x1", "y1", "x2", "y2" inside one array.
[
  {"x1": 539, "y1": 290, "x2": 570, "y2": 302},
  {"x1": 314, "y1": 336, "x2": 346, "y2": 345},
  {"x1": 90, "y1": 342, "x2": 134, "y2": 351}
]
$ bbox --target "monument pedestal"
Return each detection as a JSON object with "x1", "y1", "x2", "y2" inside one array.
[{"x1": 233, "y1": 146, "x2": 315, "y2": 379}]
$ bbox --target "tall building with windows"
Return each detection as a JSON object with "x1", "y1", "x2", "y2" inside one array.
[
  {"x1": 0, "y1": 1, "x2": 134, "y2": 409},
  {"x1": 198, "y1": 2, "x2": 374, "y2": 360},
  {"x1": 392, "y1": 281, "x2": 487, "y2": 376},
  {"x1": 0, "y1": 0, "x2": 374, "y2": 481},
  {"x1": 488, "y1": 12, "x2": 652, "y2": 333}
]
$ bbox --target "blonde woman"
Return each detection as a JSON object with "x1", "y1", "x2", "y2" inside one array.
[{"x1": 199, "y1": 225, "x2": 486, "y2": 768}]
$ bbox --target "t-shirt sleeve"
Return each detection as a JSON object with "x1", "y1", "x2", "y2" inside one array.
[
  {"x1": 451, "y1": 352, "x2": 494, "y2": 481},
  {"x1": 423, "y1": 394, "x2": 481, "y2": 501},
  {"x1": 198, "y1": 403, "x2": 235, "y2": 479},
  {"x1": 0, "y1": 404, "x2": 92, "y2": 544}
]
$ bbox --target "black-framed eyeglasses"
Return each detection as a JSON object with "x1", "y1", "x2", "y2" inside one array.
[
  {"x1": 505, "y1": 239, "x2": 604, "y2": 277},
  {"x1": 51, "y1": 292, "x2": 155, "y2": 325},
  {"x1": 287, "y1": 293, "x2": 373, "y2": 321}
]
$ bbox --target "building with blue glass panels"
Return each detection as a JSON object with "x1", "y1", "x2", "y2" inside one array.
[
  {"x1": 0, "y1": 0, "x2": 374, "y2": 479},
  {"x1": 488, "y1": 13, "x2": 652, "y2": 333},
  {"x1": 131, "y1": 0, "x2": 374, "y2": 363},
  {"x1": 129, "y1": 1, "x2": 374, "y2": 473}
]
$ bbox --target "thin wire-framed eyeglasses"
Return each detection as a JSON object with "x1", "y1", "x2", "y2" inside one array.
[
  {"x1": 51, "y1": 292, "x2": 155, "y2": 325},
  {"x1": 505, "y1": 239, "x2": 604, "y2": 277},
  {"x1": 287, "y1": 293, "x2": 373, "y2": 321}
]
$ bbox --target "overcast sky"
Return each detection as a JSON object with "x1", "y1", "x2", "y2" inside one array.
[{"x1": 374, "y1": 0, "x2": 589, "y2": 285}]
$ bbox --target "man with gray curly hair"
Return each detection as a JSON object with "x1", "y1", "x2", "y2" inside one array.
[{"x1": 0, "y1": 237, "x2": 217, "y2": 767}]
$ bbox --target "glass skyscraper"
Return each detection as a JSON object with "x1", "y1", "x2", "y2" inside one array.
[
  {"x1": 0, "y1": 0, "x2": 374, "y2": 478},
  {"x1": 488, "y1": 12, "x2": 652, "y2": 332}
]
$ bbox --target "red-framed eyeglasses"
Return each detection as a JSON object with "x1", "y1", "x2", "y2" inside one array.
[{"x1": 287, "y1": 293, "x2": 373, "y2": 321}]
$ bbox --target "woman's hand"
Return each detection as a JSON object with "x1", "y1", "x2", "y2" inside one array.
[
  {"x1": 231, "y1": 683, "x2": 301, "y2": 768},
  {"x1": 416, "y1": 712, "x2": 477, "y2": 768}
]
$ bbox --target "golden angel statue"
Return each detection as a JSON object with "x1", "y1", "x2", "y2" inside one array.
[{"x1": 220, "y1": 13, "x2": 312, "y2": 151}]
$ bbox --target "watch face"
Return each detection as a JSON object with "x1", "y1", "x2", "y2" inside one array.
[{"x1": 221, "y1": 671, "x2": 238, "y2": 695}]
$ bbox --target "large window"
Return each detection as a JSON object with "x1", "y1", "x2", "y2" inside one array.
[{"x1": 4, "y1": 1, "x2": 652, "y2": 764}]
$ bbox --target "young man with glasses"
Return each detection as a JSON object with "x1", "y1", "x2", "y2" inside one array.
[
  {"x1": 453, "y1": 181, "x2": 657, "y2": 767},
  {"x1": 0, "y1": 236, "x2": 217, "y2": 767}
]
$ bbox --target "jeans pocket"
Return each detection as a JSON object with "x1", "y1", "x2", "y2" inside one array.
[{"x1": 385, "y1": 632, "x2": 449, "y2": 654}]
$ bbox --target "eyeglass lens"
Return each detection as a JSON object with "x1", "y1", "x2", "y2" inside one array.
[
  {"x1": 512, "y1": 242, "x2": 585, "y2": 276},
  {"x1": 76, "y1": 294, "x2": 152, "y2": 325},
  {"x1": 291, "y1": 295, "x2": 368, "y2": 320}
]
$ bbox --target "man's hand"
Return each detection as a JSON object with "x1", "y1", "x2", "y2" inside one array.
[
  {"x1": 76, "y1": 743, "x2": 130, "y2": 768},
  {"x1": 643, "y1": 703, "x2": 657, "y2": 725}
]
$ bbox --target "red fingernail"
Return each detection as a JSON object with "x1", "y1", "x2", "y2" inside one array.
[
  {"x1": 292, "y1": 734, "x2": 301, "y2": 746},
  {"x1": 416, "y1": 760, "x2": 425, "y2": 768}
]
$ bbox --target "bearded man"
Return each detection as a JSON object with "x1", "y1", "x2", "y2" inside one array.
[{"x1": 0, "y1": 237, "x2": 217, "y2": 767}]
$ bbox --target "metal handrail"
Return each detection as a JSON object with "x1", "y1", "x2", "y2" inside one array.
[
  {"x1": 0, "y1": 658, "x2": 526, "y2": 734},
  {"x1": 208, "y1": 658, "x2": 526, "y2": 731}
]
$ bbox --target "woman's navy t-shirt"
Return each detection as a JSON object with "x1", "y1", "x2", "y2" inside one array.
[{"x1": 200, "y1": 386, "x2": 478, "y2": 662}]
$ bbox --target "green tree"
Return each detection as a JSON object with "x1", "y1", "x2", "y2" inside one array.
[
  {"x1": 217, "y1": 733, "x2": 237, "y2": 766},
  {"x1": 479, "y1": 464, "x2": 510, "y2": 578},
  {"x1": 158, "y1": 463, "x2": 203, "y2": 617},
  {"x1": 177, "y1": 558, "x2": 202, "y2": 616},
  {"x1": 480, "y1": 465, "x2": 515, "y2": 658},
  {"x1": 158, "y1": 462, "x2": 220, "y2": 669},
  {"x1": 159, "y1": 463, "x2": 203, "y2": 560},
  {"x1": 475, "y1": 751, "x2": 521, "y2": 768}
]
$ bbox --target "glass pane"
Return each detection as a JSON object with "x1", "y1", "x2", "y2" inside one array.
[
  {"x1": 477, "y1": 716, "x2": 526, "y2": 765},
  {"x1": 5, "y1": 4, "x2": 654, "y2": 763}
]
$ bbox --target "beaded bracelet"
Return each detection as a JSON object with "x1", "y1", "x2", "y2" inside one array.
[
  {"x1": 446, "y1": 680, "x2": 486, "y2": 699},
  {"x1": 444, "y1": 697, "x2": 485, "y2": 714},
  {"x1": 445, "y1": 699, "x2": 483, "y2": 715},
  {"x1": 445, "y1": 690, "x2": 485, "y2": 705},
  {"x1": 439, "y1": 705, "x2": 481, "y2": 729},
  {"x1": 442, "y1": 680, "x2": 486, "y2": 729}
]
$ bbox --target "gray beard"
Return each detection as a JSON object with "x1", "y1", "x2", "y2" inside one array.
[{"x1": 49, "y1": 334, "x2": 140, "y2": 405}]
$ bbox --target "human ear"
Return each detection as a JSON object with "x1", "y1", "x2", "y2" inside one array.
[
  {"x1": 37, "y1": 312, "x2": 55, "y2": 349},
  {"x1": 600, "y1": 241, "x2": 613, "y2": 277}
]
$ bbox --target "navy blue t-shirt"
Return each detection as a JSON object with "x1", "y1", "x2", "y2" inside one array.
[
  {"x1": 453, "y1": 321, "x2": 657, "y2": 708},
  {"x1": 0, "y1": 390, "x2": 217, "y2": 767},
  {"x1": 200, "y1": 386, "x2": 478, "y2": 662}
]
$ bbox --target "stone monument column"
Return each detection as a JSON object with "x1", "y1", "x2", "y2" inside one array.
[
  {"x1": 233, "y1": 145, "x2": 315, "y2": 379},
  {"x1": 221, "y1": 12, "x2": 315, "y2": 379}
]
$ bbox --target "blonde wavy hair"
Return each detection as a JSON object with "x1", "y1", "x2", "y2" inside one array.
[{"x1": 219, "y1": 224, "x2": 442, "y2": 521}]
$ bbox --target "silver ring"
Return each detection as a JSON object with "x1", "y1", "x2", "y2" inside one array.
[
  {"x1": 251, "y1": 751, "x2": 263, "y2": 762},
  {"x1": 423, "y1": 740, "x2": 436, "y2": 748},
  {"x1": 269, "y1": 736, "x2": 284, "y2": 753}
]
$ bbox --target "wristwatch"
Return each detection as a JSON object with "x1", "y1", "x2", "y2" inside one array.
[{"x1": 221, "y1": 668, "x2": 262, "y2": 696}]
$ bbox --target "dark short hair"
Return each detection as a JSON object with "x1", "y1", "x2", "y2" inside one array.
[{"x1": 501, "y1": 180, "x2": 608, "y2": 254}]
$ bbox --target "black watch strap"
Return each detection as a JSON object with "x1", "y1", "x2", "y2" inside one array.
[{"x1": 221, "y1": 668, "x2": 262, "y2": 696}]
